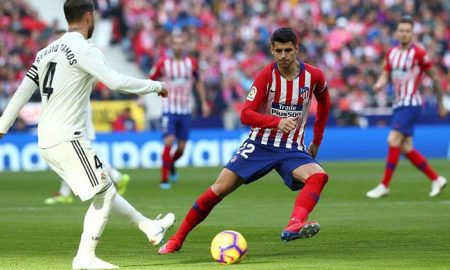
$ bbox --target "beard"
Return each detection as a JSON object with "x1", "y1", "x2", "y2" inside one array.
[{"x1": 87, "y1": 24, "x2": 94, "y2": 39}]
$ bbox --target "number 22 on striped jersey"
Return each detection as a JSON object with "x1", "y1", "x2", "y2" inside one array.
[{"x1": 236, "y1": 142, "x2": 255, "y2": 159}]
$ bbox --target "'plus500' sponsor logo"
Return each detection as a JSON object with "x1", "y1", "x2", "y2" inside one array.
[{"x1": 271, "y1": 103, "x2": 303, "y2": 117}]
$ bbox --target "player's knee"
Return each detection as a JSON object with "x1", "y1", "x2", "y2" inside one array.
[
  {"x1": 211, "y1": 183, "x2": 230, "y2": 198},
  {"x1": 92, "y1": 183, "x2": 116, "y2": 209},
  {"x1": 400, "y1": 144, "x2": 413, "y2": 154},
  {"x1": 388, "y1": 138, "x2": 402, "y2": 147},
  {"x1": 292, "y1": 165, "x2": 326, "y2": 182},
  {"x1": 164, "y1": 135, "x2": 175, "y2": 145},
  {"x1": 387, "y1": 132, "x2": 403, "y2": 146}
]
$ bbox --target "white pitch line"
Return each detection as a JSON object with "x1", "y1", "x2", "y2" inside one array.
[{"x1": 0, "y1": 206, "x2": 77, "y2": 212}]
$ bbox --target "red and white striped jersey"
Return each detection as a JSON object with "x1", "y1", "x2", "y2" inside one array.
[
  {"x1": 384, "y1": 43, "x2": 432, "y2": 108},
  {"x1": 243, "y1": 62, "x2": 327, "y2": 150},
  {"x1": 149, "y1": 56, "x2": 197, "y2": 114}
]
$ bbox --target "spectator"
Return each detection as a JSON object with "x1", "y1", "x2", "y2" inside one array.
[
  {"x1": 112, "y1": 107, "x2": 136, "y2": 132},
  {"x1": 2, "y1": 0, "x2": 449, "y2": 130}
]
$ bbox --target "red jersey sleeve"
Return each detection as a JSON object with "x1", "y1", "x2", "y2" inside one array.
[
  {"x1": 312, "y1": 68, "x2": 330, "y2": 146},
  {"x1": 149, "y1": 58, "x2": 165, "y2": 80},
  {"x1": 240, "y1": 64, "x2": 281, "y2": 129},
  {"x1": 384, "y1": 48, "x2": 392, "y2": 72},
  {"x1": 417, "y1": 46, "x2": 433, "y2": 71}
]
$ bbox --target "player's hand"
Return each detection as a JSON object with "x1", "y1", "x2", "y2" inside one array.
[
  {"x1": 278, "y1": 116, "x2": 299, "y2": 133},
  {"x1": 373, "y1": 82, "x2": 383, "y2": 92},
  {"x1": 438, "y1": 105, "x2": 448, "y2": 119},
  {"x1": 307, "y1": 143, "x2": 320, "y2": 158},
  {"x1": 158, "y1": 82, "x2": 169, "y2": 98},
  {"x1": 202, "y1": 103, "x2": 210, "y2": 117},
  {"x1": 0, "y1": 133, "x2": 4, "y2": 139}
]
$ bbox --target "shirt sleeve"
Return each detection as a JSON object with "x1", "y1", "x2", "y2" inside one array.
[
  {"x1": 240, "y1": 66, "x2": 281, "y2": 129},
  {"x1": 78, "y1": 46, "x2": 163, "y2": 94},
  {"x1": 384, "y1": 49, "x2": 392, "y2": 72},
  {"x1": 149, "y1": 58, "x2": 164, "y2": 80},
  {"x1": 418, "y1": 48, "x2": 433, "y2": 71},
  {"x1": 312, "y1": 69, "x2": 330, "y2": 146},
  {"x1": 25, "y1": 64, "x2": 39, "y2": 86},
  {"x1": 0, "y1": 76, "x2": 38, "y2": 133}
]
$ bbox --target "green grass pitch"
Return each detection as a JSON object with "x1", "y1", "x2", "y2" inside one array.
[{"x1": 1, "y1": 160, "x2": 449, "y2": 270}]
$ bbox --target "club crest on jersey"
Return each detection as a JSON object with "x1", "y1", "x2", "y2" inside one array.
[
  {"x1": 247, "y1": 86, "x2": 257, "y2": 101},
  {"x1": 299, "y1": 86, "x2": 309, "y2": 99},
  {"x1": 100, "y1": 172, "x2": 107, "y2": 183}
]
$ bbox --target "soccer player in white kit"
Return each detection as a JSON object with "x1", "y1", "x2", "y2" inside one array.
[{"x1": 0, "y1": 1, "x2": 175, "y2": 269}]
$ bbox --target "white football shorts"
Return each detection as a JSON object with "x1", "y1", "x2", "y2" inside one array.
[{"x1": 40, "y1": 139, "x2": 111, "y2": 201}]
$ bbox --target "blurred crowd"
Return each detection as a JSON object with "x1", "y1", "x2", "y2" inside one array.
[{"x1": 1, "y1": 0, "x2": 449, "y2": 130}]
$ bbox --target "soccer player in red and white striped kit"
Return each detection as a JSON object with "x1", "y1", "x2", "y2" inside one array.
[
  {"x1": 366, "y1": 15, "x2": 447, "y2": 199},
  {"x1": 159, "y1": 27, "x2": 331, "y2": 254},
  {"x1": 149, "y1": 33, "x2": 209, "y2": 189}
]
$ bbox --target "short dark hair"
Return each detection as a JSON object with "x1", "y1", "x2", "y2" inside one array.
[
  {"x1": 54, "y1": 29, "x2": 67, "y2": 35},
  {"x1": 64, "y1": 0, "x2": 94, "y2": 23},
  {"x1": 271, "y1": 27, "x2": 297, "y2": 46},
  {"x1": 398, "y1": 15, "x2": 414, "y2": 27}
]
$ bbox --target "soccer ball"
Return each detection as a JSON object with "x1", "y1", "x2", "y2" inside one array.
[{"x1": 210, "y1": 230, "x2": 247, "y2": 264}]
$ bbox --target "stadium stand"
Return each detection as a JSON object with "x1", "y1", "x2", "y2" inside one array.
[{"x1": 1, "y1": 0, "x2": 449, "y2": 130}]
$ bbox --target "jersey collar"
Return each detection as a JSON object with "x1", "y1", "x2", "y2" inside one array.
[{"x1": 274, "y1": 60, "x2": 305, "y2": 80}]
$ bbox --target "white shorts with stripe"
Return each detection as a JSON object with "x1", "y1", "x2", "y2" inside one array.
[{"x1": 40, "y1": 139, "x2": 111, "y2": 201}]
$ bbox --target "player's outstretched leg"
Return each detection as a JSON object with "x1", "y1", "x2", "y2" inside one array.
[
  {"x1": 159, "y1": 187, "x2": 222, "y2": 254},
  {"x1": 281, "y1": 221, "x2": 320, "y2": 242},
  {"x1": 112, "y1": 193, "x2": 175, "y2": 245},
  {"x1": 139, "y1": 213, "x2": 176, "y2": 245},
  {"x1": 430, "y1": 176, "x2": 447, "y2": 197},
  {"x1": 281, "y1": 173, "x2": 328, "y2": 242},
  {"x1": 72, "y1": 184, "x2": 118, "y2": 269},
  {"x1": 367, "y1": 146, "x2": 400, "y2": 199},
  {"x1": 404, "y1": 149, "x2": 447, "y2": 196}
]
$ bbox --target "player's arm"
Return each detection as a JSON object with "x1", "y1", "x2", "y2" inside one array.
[
  {"x1": 373, "y1": 60, "x2": 389, "y2": 92},
  {"x1": 78, "y1": 46, "x2": 167, "y2": 97},
  {"x1": 240, "y1": 68, "x2": 282, "y2": 129},
  {"x1": 194, "y1": 72, "x2": 210, "y2": 117},
  {"x1": 309, "y1": 71, "x2": 331, "y2": 158},
  {"x1": 190, "y1": 58, "x2": 209, "y2": 117},
  {"x1": 425, "y1": 67, "x2": 447, "y2": 118},
  {"x1": 0, "y1": 72, "x2": 38, "y2": 138}
]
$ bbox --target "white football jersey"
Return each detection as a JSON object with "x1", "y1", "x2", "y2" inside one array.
[{"x1": 0, "y1": 32, "x2": 163, "y2": 148}]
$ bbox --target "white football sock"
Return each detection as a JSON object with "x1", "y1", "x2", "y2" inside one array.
[
  {"x1": 58, "y1": 181, "x2": 72, "y2": 197},
  {"x1": 112, "y1": 194, "x2": 147, "y2": 226},
  {"x1": 103, "y1": 161, "x2": 122, "y2": 184},
  {"x1": 76, "y1": 184, "x2": 116, "y2": 258}
]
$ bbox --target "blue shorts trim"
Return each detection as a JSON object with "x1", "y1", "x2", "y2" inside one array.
[
  {"x1": 225, "y1": 139, "x2": 319, "y2": 191},
  {"x1": 391, "y1": 106, "x2": 421, "y2": 136},
  {"x1": 161, "y1": 113, "x2": 191, "y2": 140}
]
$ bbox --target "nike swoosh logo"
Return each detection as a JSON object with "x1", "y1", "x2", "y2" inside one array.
[{"x1": 154, "y1": 227, "x2": 164, "y2": 236}]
